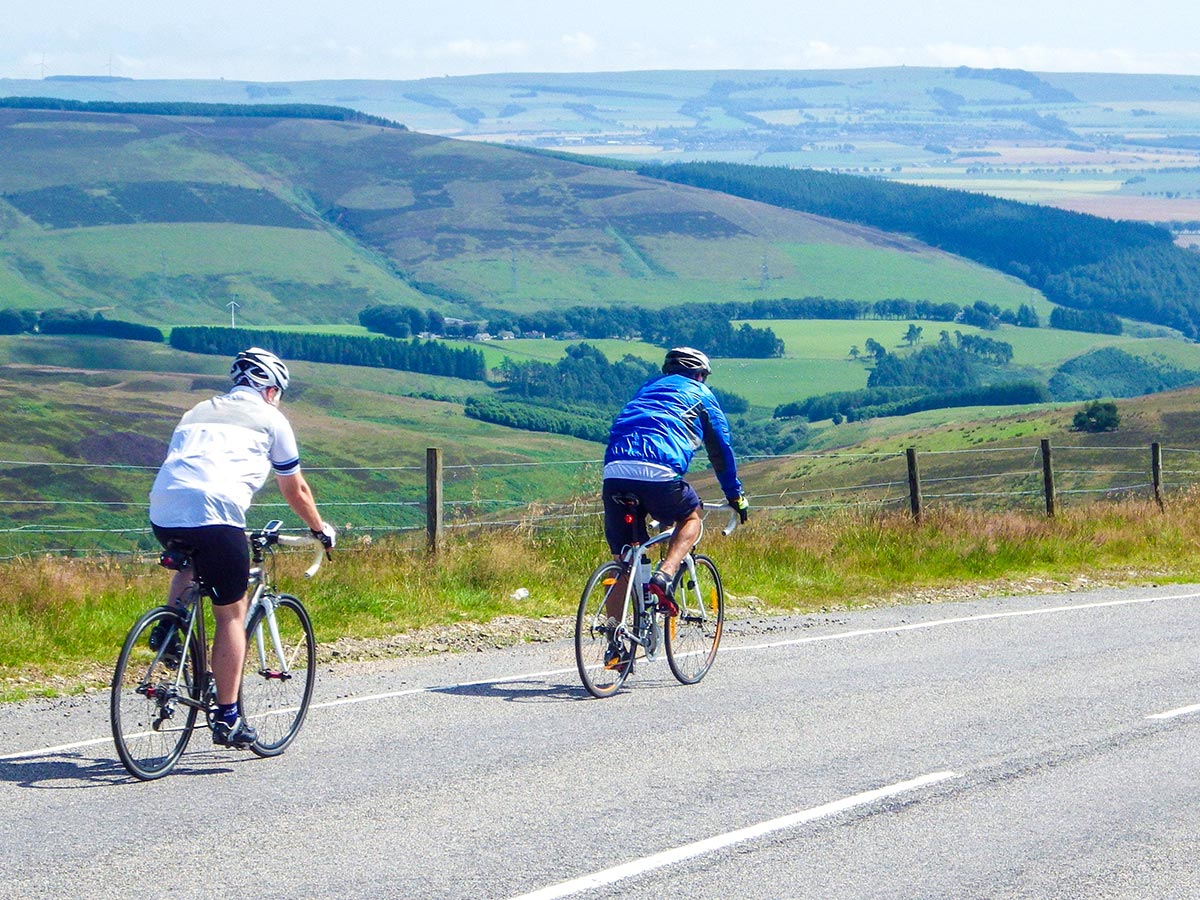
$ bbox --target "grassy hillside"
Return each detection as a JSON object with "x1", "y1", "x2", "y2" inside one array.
[
  {"x1": 4, "y1": 333, "x2": 1197, "y2": 526},
  {"x1": 7, "y1": 67, "x2": 1199, "y2": 228},
  {"x1": 0, "y1": 105, "x2": 1037, "y2": 329},
  {"x1": 0, "y1": 336, "x2": 599, "y2": 557},
  {"x1": 1, "y1": 99, "x2": 1198, "y2": 524}
]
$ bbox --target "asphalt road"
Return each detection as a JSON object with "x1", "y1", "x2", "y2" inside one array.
[{"x1": 2, "y1": 583, "x2": 1199, "y2": 899}]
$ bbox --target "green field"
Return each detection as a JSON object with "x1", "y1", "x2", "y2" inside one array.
[
  {"x1": 1, "y1": 223, "x2": 432, "y2": 326},
  {"x1": 476, "y1": 319, "x2": 1200, "y2": 411},
  {"x1": 751, "y1": 318, "x2": 1127, "y2": 366},
  {"x1": 428, "y1": 316, "x2": 1200, "y2": 413},
  {"x1": 776, "y1": 245, "x2": 1035, "y2": 309}
]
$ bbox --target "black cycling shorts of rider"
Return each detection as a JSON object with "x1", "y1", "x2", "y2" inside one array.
[
  {"x1": 151, "y1": 523, "x2": 251, "y2": 605},
  {"x1": 601, "y1": 476, "x2": 701, "y2": 555}
]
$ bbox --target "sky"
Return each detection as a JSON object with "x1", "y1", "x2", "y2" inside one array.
[{"x1": 3, "y1": 0, "x2": 1199, "y2": 83}]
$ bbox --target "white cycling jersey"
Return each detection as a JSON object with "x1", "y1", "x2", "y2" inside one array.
[{"x1": 149, "y1": 386, "x2": 301, "y2": 529}]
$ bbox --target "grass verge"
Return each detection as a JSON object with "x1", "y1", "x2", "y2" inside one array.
[{"x1": 4, "y1": 494, "x2": 1200, "y2": 701}]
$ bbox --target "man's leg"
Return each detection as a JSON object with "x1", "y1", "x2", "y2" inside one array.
[
  {"x1": 647, "y1": 507, "x2": 702, "y2": 616},
  {"x1": 167, "y1": 568, "x2": 193, "y2": 608},
  {"x1": 605, "y1": 558, "x2": 629, "y2": 622},
  {"x1": 210, "y1": 594, "x2": 249, "y2": 705},
  {"x1": 658, "y1": 507, "x2": 702, "y2": 581}
]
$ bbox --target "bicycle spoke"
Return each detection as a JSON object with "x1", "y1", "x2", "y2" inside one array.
[
  {"x1": 241, "y1": 594, "x2": 315, "y2": 756},
  {"x1": 110, "y1": 608, "x2": 200, "y2": 780},
  {"x1": 575, "y1": 561, "x2": 635, "y2": 697},
  {"x1": 665, "y1": 554, "x2": 724, "y2": 684}
]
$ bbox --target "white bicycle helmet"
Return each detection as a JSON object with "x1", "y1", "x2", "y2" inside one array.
[
  {"x1": 230, "y1": 347, "x2": 290, "y2": 392},
  {"x1": 662, "y1": 346, "x2": 712, "y2": 377}
]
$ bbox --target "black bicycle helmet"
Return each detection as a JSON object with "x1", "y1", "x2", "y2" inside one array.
[
  {"x1": 662, "y1": 346, "x2": 712, "y2": 377},
  {"x1": 230, "y1": 347, "x2": 290, "y2": 392}
]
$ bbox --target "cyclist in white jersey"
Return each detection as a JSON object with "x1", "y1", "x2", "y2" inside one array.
[{"x1": 149, "y1": 347, "x2": 336, "y2": 749}]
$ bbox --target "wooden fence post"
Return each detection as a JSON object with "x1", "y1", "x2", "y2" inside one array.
[
  {"x1": 426, "y1": 447, "x2": 443, "y2": 553},
  {"x1": 1152, "y1": 441, "x2": 1164, "y2": 511},
  {"x1": 906, "y1": 447, "x2": 923, "y2": 522},
  {"x1": 1040, "y1": 438, "x2": 1056, "y2": 518}
]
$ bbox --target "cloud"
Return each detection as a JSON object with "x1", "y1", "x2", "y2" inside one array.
[
  {"x1": 700, "y1": 38, "x2": 1200, "y2": 76},
  {"x1": 917, "y1": 43, "x2": 1200, "y2": 75},
  {"x1": 436, "y1": 38, "x2": 529, "y2": 64},
  {"x1": 560, "y1": 32, "x2": 598, "y2": 61}
]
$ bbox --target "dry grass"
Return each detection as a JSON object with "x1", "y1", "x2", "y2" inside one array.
[{"x1": 5, "y1": 494, "x2": 1200, "y2": 699}]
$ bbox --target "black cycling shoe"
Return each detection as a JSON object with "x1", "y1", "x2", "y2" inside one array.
[
  {"x1": 648, "y1": 570, "x2": 678, "y2": 617},
  {"x1": 604, "y1": 639, "x2": 630, "y2": 671},
  {"x1": 148, "y1": 618, "x2": 183, "y2": 668},
  {"x1": 212, "y1": 718, "x2": 258, "y2": 749}
]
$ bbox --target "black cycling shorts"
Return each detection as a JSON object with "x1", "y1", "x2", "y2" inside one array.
[
  {"x1": 602, "y1": 477, "x2": 701, "y2": 555},
  {"x1": 151, "y1": 523, "x2": 250, "y2": 606}
]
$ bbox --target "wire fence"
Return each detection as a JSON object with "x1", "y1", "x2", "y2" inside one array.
[{"x1": 0, "y1": 441, "x2": 1187, "y2": 559}]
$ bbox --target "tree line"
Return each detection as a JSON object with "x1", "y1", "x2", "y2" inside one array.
[
  {"x1": 361, "y1": 302, "x2": 784, "y2": 358},
  {"x1": 169, "y1": 327, "x2": 486, "y2": 381},
  {"x1": 465, "y1": 342, "x2": 750, "y2": 445},
  {"x1": 776, "y1": 331, "x2": 1031, "y2": 423},
  {"x1": 639, "y1": 160, "x2": 1200, "y2": 338},
  {"x1": 0, "y1": 97, "x2": 402, "y2": 129},
  {"x1": 0, "y1": 307, "x2": 163, "y2": 342},
  {"x1": 463, "y1": 396, "x2": 609, "y2": 443},
  {"x1": 1048, "y1": 347, "x2": 1200, "y2": 401},
  {"x1": 1048, "y1": 306, "x2": 1123, "y2": 335}
]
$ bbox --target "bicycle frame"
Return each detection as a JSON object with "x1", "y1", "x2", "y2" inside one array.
[
  {"x1": 244, "y1": 530, "x2": 324, "y2": 681},
  {"x1": 605, "y1": 502, "x2": 737, "y2": 656},
  {"x1": 170, "y1": 587, "x2": 212, "y2": 717}
]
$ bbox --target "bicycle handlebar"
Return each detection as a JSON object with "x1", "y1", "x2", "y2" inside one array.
[
  {"x1": 700, "y1": 501, "x2": 740, "y2": 537},
  {"x1": 275, "y1": 534, "x2": 327, "y2": 578}
]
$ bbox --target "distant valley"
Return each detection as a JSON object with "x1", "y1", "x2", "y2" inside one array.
[{"x1": 5, "y1": 66, "x2": 1199, "y2": 234}]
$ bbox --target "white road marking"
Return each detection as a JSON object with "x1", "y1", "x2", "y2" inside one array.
[
  {"x1": 505, "y1": 771, "x2": 960, "y2": 900},
  {"x1": 1147, "y1": 703, "x2": 1200, "y2": 720},
  {"x1": 0, "y1": 736, "x2": 114, "y2": 760},
  {"x1": 3, "y1": 591, "x2": 1196, "y2": 762},
  {"x1": 722, "y1": 592, "x2": 1200, "y2": 655}
]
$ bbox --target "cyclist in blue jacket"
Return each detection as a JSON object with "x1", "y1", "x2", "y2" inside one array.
[{"x1": 603, "y1": 347, "x2": 749, "y2": 623}]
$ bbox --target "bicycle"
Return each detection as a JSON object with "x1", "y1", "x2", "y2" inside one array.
[
  {"x1": 575, "y1": 499, "x2": 738, "y2": 698},
  {"x1": 110, "y1": 520, "x2": 326, "y2": 780}
]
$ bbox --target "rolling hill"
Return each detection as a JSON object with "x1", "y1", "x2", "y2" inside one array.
[
  {"x1": 5, "y1": 66, "x2": 1199, "y2": 229},
  {"x1": 2, "y1": 93, "x2": 1200, "y2": 548},
  {"x1": 4, "y1": 332, "x2": 1199, "y2": 559},
  {"x1": 0, "y1": 103, "x2": 1038, "y2": 328}
]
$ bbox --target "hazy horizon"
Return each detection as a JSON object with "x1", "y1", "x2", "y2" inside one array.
[{"x1": 3, "y1": 1, "x2": 1198, "y2": 83}]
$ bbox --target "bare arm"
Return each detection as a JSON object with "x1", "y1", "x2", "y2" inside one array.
[{"x1": 275, "y1": 471, "x2": 325, "y2": 532}]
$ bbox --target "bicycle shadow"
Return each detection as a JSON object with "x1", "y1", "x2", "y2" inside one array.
[
  {"x1": 0, "y1": 752, "x2": 235, "y2": 788},
  {"x1": 428, "y1": 678, "x2": 588, "y2": 703}
]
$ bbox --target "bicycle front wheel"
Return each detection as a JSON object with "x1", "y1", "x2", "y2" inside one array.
[
  {"x1": 110, "y1": 607, "x2": 202, "y2": 781},
  {"x1": 665, "y1": 554, "x2": 724, "y2": 685},
  {"x1": 241, "y1": 593, "x2": 316, "y2": 757},
  {"x1": 575, "y1": 561, "x2": 634, "y2": 698}
]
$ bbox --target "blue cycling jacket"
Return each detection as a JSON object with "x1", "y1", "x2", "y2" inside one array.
[{"x1": 604, "y1": 374, "x2": 743, "y2": 500}]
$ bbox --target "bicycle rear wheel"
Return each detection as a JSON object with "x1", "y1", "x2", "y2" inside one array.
[
  {"x1": 575, "y1": 561, "x2": 634, "y2": 698},
  {"x1": 241, "y1": 593, "x2": 316, "y2": 756},
  {"x1": 665, "y1": 554, "x2": 724, "y2": 685},
  {"x1": 110, "y1": 607, "x2": 202, "y2": 780}
]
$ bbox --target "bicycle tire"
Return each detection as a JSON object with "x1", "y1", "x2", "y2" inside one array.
[
  {"x1": 665, "y1": 554, "x2": 724, "y2": 685},
  {"x1": 575, "y1": 561, "x2": 635, "y2": 698},
  {"x1": 241, "y1": 593, "x2": 316, "y2": 756},
  {"x1": 110, "y1": 606, "x2": 202, "y2": 780}
]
